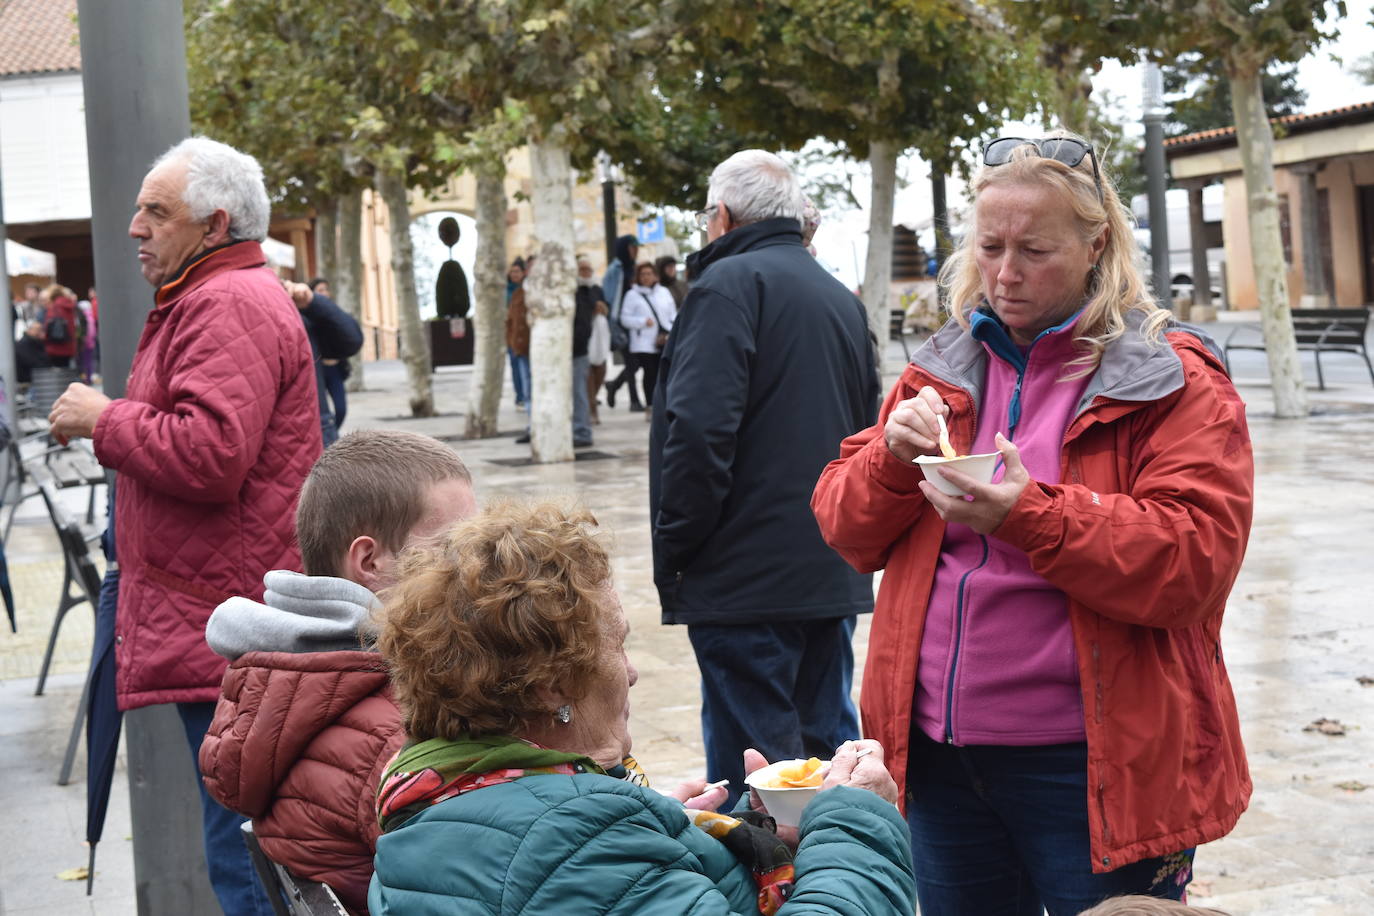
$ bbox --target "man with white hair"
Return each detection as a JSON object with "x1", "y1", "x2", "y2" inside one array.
[
  {"x1": 49, "y1": 136, "x2": 320, "y2": 914},
  {"x1": 649, "y1": 150, "x2": 881, "y2": 804}
]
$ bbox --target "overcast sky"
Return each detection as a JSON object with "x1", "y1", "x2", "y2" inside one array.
[{"x1": 811, "y1": 1, "x2": 1374, "y2": 288}]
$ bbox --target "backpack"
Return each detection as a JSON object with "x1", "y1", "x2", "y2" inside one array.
[{"x1": 45, "y1": 313, "x2": 69, "y2": 343}]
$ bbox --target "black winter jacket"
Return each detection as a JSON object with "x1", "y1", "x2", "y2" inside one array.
[{"x1": 649, "y1": 218, "x2": 880, "y2": 625}]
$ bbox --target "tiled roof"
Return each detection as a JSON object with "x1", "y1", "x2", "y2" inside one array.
[
  {"x1": 1164, "y1": 100, "x2": 1374, "y2": 152},
  {"x1": 0, "y1": 0, "x2": 81, "y2": 78}
]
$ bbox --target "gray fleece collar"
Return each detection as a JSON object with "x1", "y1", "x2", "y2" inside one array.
[{"x1": 205, "y1": 569, "x2": 380, "y2": 661}]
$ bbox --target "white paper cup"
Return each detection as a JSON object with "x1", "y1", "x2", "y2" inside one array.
[
  {"x1": 913, "y1": 451, "x2": 1000, "y2": 496},
  {"x1": 743, "y1": 759, "x2": 824, "y2": 828}
]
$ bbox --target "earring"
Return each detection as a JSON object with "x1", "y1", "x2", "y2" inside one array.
[{"x1": 556, "y1": 705, "x2": 572, "y2": 725}]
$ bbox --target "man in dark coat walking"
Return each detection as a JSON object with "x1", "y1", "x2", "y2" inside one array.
[{"x1": 649, "y1": 149, "x2": 881, "y2": 804}]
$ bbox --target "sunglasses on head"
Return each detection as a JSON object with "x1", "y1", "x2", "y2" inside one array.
[{"x1": 982, "y1": 136, "x2": 1104, "y2": 204}]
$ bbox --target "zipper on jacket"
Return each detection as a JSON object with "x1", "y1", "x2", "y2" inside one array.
[{"x1": 944, "y1": 535, "x2": 991, "y2": 744}]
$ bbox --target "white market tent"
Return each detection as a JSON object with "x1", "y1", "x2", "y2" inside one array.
[{"x1": 5, "y1": 238, "x2": 55, "y2": 277}]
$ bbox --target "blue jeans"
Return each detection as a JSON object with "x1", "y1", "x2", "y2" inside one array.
[
  {"x1": 507, "y1": 348, "x2": 530, "y2": 405},
  {"x1": 321, "y1": 362, "x2": 349, "y2": 431},
  {"x1": 687, "y1": 616, "x2": 859, "y2": 809},
  {"x1": 905, "y1": 733, "x2": 1193, "y2": 916},
  {"x1": 177, "y1": 702, "x2": 276, "y2": 916}
]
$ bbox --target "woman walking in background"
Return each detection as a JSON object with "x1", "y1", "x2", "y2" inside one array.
[{"x1": 618, "y1": 262, "x2": 676, "y2": 417}]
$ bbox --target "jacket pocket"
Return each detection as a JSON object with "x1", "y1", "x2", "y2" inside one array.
[{"x1": 143, "y1": 562, "x2": 232, "y2": 605}]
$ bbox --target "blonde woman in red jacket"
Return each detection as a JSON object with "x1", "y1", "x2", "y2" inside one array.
[{"x1": 812, "y1": 134, "x2": 1253, "y2": 916}]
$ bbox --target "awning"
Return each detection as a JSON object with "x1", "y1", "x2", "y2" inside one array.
[
  {"x1": 260, "y1": 236, "x2": 296, "y2": 269},
  {"x1": 5, "y1": 239, "x2": 56, "y2": 277}
]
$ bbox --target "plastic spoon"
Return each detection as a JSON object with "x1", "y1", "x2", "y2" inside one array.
[{"x1": 935, "y1": 412, "x2": 957, "y2": 459}]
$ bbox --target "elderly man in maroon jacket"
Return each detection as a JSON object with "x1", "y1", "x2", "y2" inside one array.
[{"x1": 50, "y1": 136, "x2": 321, "y2": 915}]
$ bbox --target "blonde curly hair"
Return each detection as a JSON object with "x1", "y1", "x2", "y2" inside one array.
[
  {"x1": 375, "y1": 501, "x2": 612, "y2": 741},
  {"x1": 939, "y1": 131, "x2": 1168, "y2": 378}
]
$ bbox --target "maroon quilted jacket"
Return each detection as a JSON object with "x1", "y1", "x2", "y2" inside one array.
[
  {"x1": 93, "y1": 241, "x2": 321, "y2": 709},
  {"x1": 200, "y1": 650, "x2": 404, "y2": 916}
]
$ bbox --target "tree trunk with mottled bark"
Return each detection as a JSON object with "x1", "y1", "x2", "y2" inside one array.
[
  {"x1": 313, "y1": 196, "x2": 338, "y2": 290},
  {"x1": 523, "y1": 136, "x2": 576, "y2": 463},
  {"x1": 377, "y1": 170, "x2": 434, "y2": 417},
  {"x1": 336, "y1": 186, "x2": 366, "y2": 392},
  {"x1": 861, "y1": 139, "x2": 897, "y2": 362},
  {"x1": 1228, "y1": 66, "x2": 1307, "y2": 418},
  {"x1": 466, "y1": 163, "x2": 508, "y2": 439}
]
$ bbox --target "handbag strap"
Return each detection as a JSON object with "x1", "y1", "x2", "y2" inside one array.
[{"x1": 642, "y1": 288, "x2": 667, "y2": 331}]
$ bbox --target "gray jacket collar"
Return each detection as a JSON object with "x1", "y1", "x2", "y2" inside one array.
[{"x1": 912, "y1": 309, "x2": 1223, "y2": 421}]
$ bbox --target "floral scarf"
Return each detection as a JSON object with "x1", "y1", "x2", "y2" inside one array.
[{"x1": 375, "y1": 734, "x2": 794, "y2": 914}]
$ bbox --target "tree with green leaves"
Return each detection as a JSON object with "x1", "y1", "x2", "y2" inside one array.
[
  {"x1": 673, "y1": 0, "x2": 1039, "y2": 351},
  {"x1": 1163, "y1": 56, "x2": 1307, "y2": 137}
]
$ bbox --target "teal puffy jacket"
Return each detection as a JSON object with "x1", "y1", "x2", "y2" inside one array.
[{"x1": 368, "y1": 774, "x2": 915, "y2": 915}]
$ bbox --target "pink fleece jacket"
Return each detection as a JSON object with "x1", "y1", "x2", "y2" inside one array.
[{"x1": 913, "y1": 313, "x2": 1092, "y2": 746}]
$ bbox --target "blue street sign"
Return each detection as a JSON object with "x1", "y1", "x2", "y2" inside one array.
[{"x1": 637, "y1": 214, "x2": 666, "y2": 244}]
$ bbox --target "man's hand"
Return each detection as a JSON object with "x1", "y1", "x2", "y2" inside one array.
[
  {"x1": 48, "y1": 383, "x2": 112, "y2": 444},
  {"x1": 918, "y1": 433, "x2": 1029, "y2": 535},
  {"x1": 283, "y1": 281, "x2": 313, "y2": 310},
  {"x1": 884, "y1": 386, "x2": 948, "y2": 463}
]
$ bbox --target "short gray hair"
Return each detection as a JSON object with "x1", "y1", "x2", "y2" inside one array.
[
  {"x1": 706, "y1": 150, "x2": 805, "y2": 226},
  {"x1": 151, "y1": 137, "x2": 270, "y2": 241}
]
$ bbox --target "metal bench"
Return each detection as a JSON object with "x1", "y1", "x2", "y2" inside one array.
[
  {"x1": 241, "y1": 822, "x2": 349, "y2": 916},
  {"x1": 1222, "y1": 307, "x2": 1373, "y2": 390}
]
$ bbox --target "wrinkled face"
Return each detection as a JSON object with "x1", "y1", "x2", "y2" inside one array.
[
  {"x1": 374, "y1": 477, "x2": 478, "y2": 588},
  {"x1": 636, "y1": 265, "x2": 657, "y2": 287},
  {"x1": 576, "y1": 587, "x2": 639, "y2": 765},
  {"x1": 974, "y1": 183, "x2": 1105, "y2": 346},
  {"x1": 129, "y1": 160, "x2": 211, "y2": 288}
]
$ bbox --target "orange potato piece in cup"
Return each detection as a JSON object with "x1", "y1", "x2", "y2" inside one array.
[{"x1": 768, "y1": 757, "x2": 824, "y2": 788}]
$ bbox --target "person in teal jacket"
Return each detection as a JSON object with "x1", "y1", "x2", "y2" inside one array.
[{"x1": 368, "y1": 502, "x2": 915, "y2": 916}]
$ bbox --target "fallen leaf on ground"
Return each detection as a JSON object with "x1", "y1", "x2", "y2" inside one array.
[
  {"x1": 56, "y1": 866, "x2": 89, "y2": 881},
  {"x1": 1303, "y1": 718, "x2": 1348, "y2": 736},
  {"x1": 1357, "y1": 676, "x2": 1374, "y2": 687},
  {"x1": 1335, "y1": 780, "x2": 1368, "y2": 792}
]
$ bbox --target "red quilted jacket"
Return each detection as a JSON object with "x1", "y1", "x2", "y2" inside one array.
[
  {"x1": 94, "y1": 242, "x2": 322, "y2": 709},
  {"x1": 200, "y1": 650, "x2": 404, "y2": 916}
]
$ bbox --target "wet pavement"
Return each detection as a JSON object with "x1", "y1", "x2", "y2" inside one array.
[{"x1": 1, "y1": 322, "x2": 1372, "y2": 914}]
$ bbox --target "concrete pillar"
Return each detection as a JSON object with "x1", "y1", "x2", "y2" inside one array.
[
  {"x1": 1142, "y1": 64, "x2": 1171, "y2": 308},
  {"x1": 75, "y1": 2, "x2": 216, "y2": 914},
  {"x1": 1182, "y1": 181, "x2": 1213, "y2": 307},
  {"x1": 1292, "y1": 163, "x2": 1330, "y2": 308},
  {"x1": 0, "y1": 156, "x2": 18, "y2": 434}
]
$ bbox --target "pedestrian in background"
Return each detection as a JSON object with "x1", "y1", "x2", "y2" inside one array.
[
  {"x1": 309, "y1": 277, "x2": 359, "y2": 435},
  {"x1": 813, "y1": 133, "x2": 1254, "y2": 913},
  {"x1": 286, "y1": 277, "x2": 363, "y2": 447},
  {"x1": 505, "y1": 261, "x2": 531, "y2": 411},
  {"x1": 619, "y1": 262, "x2": 675, "y2": 417},
  {"x1": 649, "y1": 150, "x2": 880, "y2": 807},
  {"x1": 655, "y1": 255, "x2": 688, "y2": 309},
  {"x1": 41, "y1": 284, "x2": 78, "y2": 369},
  {"x1": 49, "y1": 136, "x2": 321, "y2": 916},
  {"x1": 602, "y1": 235, "x2": 642, "y2": 412},
  {"x1": 572, "y1": 256, "x2": 603, "y2": 446}
]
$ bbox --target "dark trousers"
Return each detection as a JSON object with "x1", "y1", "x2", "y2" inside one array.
[
  {"x1": 609, "y1": 354, "x2": 642, "y2": 407},
  {"x1": 687, "y1": 616, "x2": 860, "y2": 809},
  {"x1": 635, "y1": 352, "x2": 661, "y2": 407},
  {"x1": 321, "y1": 362, "x2": 349, "y2": 430},
  {"x1": 905, "y1": 733, "x2": 1193, "y2": 916},
  {"x1": 177, "y1": 702, "x2": 276, "y2": 915}
]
